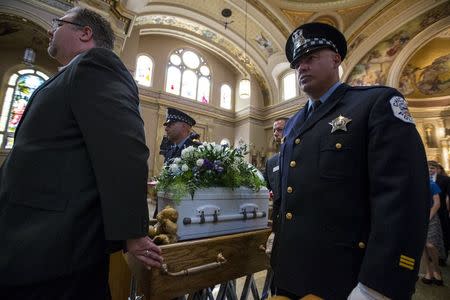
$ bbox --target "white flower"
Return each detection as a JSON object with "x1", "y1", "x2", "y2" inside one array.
[
  {"x1": 181, "y1": 146, "x2": 195, "y2": 158},
  {"x1": 181, "y1": 164, "x2": 189, "y2": 172},
  {"x1": 174, "y1": 157, "x2": 182, "y2": 164},
  {"x1": 202, "y1": 142, "x2": 208, "y2": 146},
  {"x1": 198, "y1": 145, "x2": 205, "y2": 151},
  {"x1": 214, "y1": 145, "x2": 222, "y2": 152},
  {"x1": 169, "y1": 163, "x2": 180, "y2": 174},
  {"x1": 196, "y1": 159, "x2": 204, "y2": 167}
]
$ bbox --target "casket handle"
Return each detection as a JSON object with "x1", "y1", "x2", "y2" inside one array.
[{"x1": 160, "y1": 253, "x2": 227, "y2": 276}]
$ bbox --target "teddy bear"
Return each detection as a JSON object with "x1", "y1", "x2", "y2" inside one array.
[{"x1": 148, "y1": 205, "x2": 179, "y2": 245}]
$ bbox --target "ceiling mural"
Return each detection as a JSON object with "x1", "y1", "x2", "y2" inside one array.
[
  {"x1": 399, "y1": 37, "x2": 450, "y2": 98},
  {"x1": 347, "y1": 1, "x2": 449, "y2": 87},
  {"x1": 346, "y1": 0, "x2": 416, "y2": 55}
]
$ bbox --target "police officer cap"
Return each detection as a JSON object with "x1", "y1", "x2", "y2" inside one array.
[
  {"x1": 164, "y1": 107, "x2": 196, "y2": 126},
  {"x1": 285, "y1": 22, "x2": 347, "y2": 69}
]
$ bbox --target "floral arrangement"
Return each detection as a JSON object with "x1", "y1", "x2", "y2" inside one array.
[{"x1": 156, "y1": 142, "x2": 265, "y2": 202}]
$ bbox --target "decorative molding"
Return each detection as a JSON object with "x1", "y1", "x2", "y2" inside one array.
[
  {"x1": 137, "y1": 87, "x2": 306, "y2": 126},
  {"x1": 35, "y1": 0, "x2": 73, "y2": 11},
  {"x1": 279, "y1": 0, "x2": 375, "y2": 11},
  {"x1": 248, "y1": 0, "x2": 290, "y2": 37}
]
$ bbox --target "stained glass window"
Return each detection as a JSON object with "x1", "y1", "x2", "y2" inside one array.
[
  {"x1": 220, "y1": 84, "x2": 232, "y2": 109},
  {"x1": 0, "y1": 69, "x2": 48, "y2": 149},
  {"x1": 135, "y1": 55, "x2": 153, "y2": 87},
  {"x1": 282, "y1": 71, "x2": 297, "y2": 101},
  {"x1": 165, "y1": 49, "x2": 211, "y2": 103}
]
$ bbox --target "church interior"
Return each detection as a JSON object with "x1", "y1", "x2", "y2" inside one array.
[{"x1": 0, "y1": 0, "x2": 449, "y2": 299}]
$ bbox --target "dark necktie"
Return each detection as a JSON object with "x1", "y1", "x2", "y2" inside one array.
[{"x1": 307, "y1": 100, "x2": 321, "y2": 119}]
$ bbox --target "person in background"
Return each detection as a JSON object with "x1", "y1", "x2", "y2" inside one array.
[
  {"x1": 428, "y1": 160, "x2": 450, "y2": 265},
  {"x1": 264, "y1": 117, "x2": 288, "y2": 232},
  {"x1": 270, "y1": 22, "x2": 429, "y2": 299},
  {"x1": 421, "y1": 179, "x2": 444, "y2": 286},
  {"x1": 163, "y1": 107, "x2": 201, "y2": 163},
  {"x1": 0, "y1": 7, "x2": 162, "y2": 299}
]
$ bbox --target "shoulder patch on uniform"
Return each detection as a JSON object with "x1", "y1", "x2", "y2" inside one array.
[{"x1": 390, "y1": 96, "x2": 415, "y2": 124}]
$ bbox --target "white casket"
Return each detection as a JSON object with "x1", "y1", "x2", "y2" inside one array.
[{"x1": 157, "y1": 187, "x2": 269, "y2": 240}]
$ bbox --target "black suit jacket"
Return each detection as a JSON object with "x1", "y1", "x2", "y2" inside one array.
[
  {"x1": 0, "y1": 48, "x2": 150, "y2": 285},
  {"x1": 264, "y1": 153, "x2": 281, "y2": 231},
  {"x1": 271, "y1": 84, "x2": 429, "y2": 299}
]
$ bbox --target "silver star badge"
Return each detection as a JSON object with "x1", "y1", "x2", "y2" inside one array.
[{"x1": 329, "y1": 115, "x2": 352, "y2": 133}]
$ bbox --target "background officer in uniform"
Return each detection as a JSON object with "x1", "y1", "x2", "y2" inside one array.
[
  {"x1": 264, "y1": 117, "x2": 287, "y2": 233},
  {"x1": 163, "y1": 107, "x2": 201, "y2": 163},
  {"x1": 270, "y1": 22, "x2": 429, "y2": 299}
]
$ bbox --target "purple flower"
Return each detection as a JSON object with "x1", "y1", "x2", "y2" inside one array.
[{"x1": 203, "y1": 159, "x2": 214, "y2": 170}]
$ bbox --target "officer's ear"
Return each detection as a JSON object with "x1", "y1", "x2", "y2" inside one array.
[{"x1": 332, "y1": 53, "x2": 341, "y2": 68}]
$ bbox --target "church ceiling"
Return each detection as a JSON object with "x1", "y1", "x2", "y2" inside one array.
[
  {"x1": 0, "y1": 13, "x2": 48, "y2": 54},
  {"x1": 1, "y1": 0, "x2": 448, "y2": 108}
]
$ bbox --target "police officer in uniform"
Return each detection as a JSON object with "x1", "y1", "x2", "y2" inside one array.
[
  {"x1": 163, "y1": 107, "x2": 201, "y2": 163},
  {"x1": 270, "y1": 22, "x2": 429, "y2": 299},
  {"x1": 265, "y1": 118, "x2": 287, "y2": 225}
]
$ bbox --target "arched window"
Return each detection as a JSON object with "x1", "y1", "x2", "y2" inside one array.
[
  {"x1": 220, "y1": 84, "x2": 232, "y2": 109},
  {"x1": 0, "y1": 69, "x2": 48, "y2": 149},
  {"x1": 165, "y1": 49, "x2": 211, "y2": 103},
  {"x1": 135, "y1": 54, "x2": 153, "y2": 87},
  {"x1": 282, "y1": 71, "x2": 298, "y2": 101}
]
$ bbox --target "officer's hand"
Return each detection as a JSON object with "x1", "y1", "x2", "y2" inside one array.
[
  {"x1": 126, "y1": 236, "x2": 163, "y2": 270},
  {"x1": 265, "y1": 232, "x2": 275, "y2": 257}
]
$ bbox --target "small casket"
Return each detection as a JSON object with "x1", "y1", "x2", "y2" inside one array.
[{"x1": 157, "y1": 187, "x2": 269, "y2": 240}]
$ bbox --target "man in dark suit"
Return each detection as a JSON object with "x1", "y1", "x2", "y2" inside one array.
[
  {"x1": 0, "y1": 7, "x2": 162, "y2": 299},
  {"x1": 271, "y1": 22, "x2": 429, "y2": 299},
  {"x1": 264, "y1": 118, "x2": 287, "y2": 233},
  {"x1": 163, "y1": 107, "x2": 201, "y2": 163}
]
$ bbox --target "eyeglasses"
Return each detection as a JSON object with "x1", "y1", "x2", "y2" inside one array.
[{"x1": 51, "y1": 18, "x2": 85, "y2": 30}]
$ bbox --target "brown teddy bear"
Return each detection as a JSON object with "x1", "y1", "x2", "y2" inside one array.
[{"x1": 148, "y1": 205, "x2": 179, "y2": 245}]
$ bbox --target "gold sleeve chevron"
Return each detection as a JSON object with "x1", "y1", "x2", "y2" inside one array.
[{"x1": 399, "y1": 254, "x2": 415, "y2": 271}]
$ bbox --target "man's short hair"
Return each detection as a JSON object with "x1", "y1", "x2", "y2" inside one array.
[
  {"x1": 68, "y1": 7, "x2": 115, "y2": 50},
  {"x1": 274, "y1": 117, "x2": 288, "y2": 123}
]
